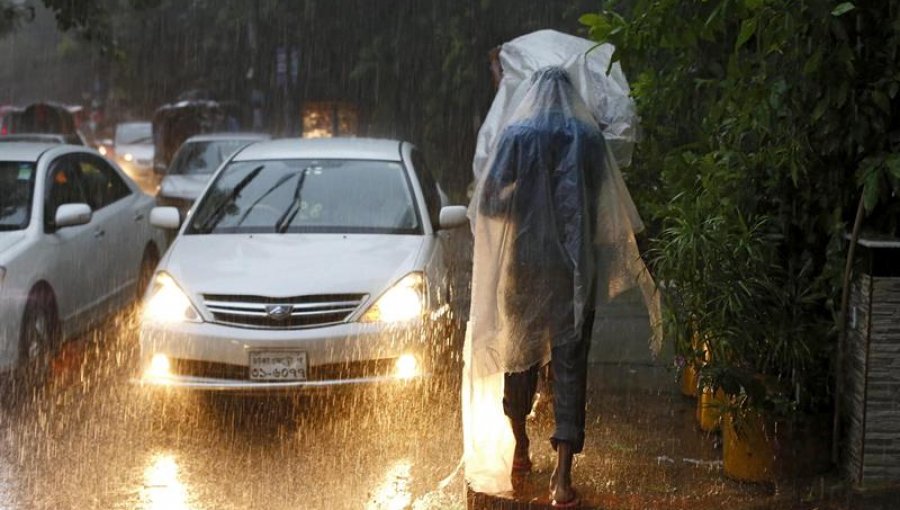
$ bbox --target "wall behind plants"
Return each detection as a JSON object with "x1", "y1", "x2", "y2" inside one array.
[{"x1": 581, "y1": 0, "x2": 900, "y2": 413}]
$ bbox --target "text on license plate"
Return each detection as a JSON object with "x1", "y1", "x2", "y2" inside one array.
[{"x1": 249, "y1": 351, "x2": 308, "y2": 381}]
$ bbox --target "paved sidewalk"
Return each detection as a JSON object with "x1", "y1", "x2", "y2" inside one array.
[{"x1": 469, "y1": 363, "x2": 851, "y2": 510}]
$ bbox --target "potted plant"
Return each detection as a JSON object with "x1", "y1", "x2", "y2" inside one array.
[{"x1": 708, "y1": 260, "x2": 834, "y2": 483}]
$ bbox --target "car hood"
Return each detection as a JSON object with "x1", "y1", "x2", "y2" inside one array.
[
  {"x1": 117, "y1": 144, "x2": 154, "y2": 160},
  {"x1": 165, "y1": 234, "x2": 425, "y2": 300},
  {"x1": 159, "y1": 175, "x2": 211, "y2": 200},
  {"x1": 0, "y1": 231, "x2": 25, "y2": 256}
]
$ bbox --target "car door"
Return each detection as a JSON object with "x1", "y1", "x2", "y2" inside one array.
[
  {"x1": 72, "y1": 153, "x2": 141, "y2": 310},
  {"x1": 409, "y1": 150, "x2": 470, "y2": 316},
  {"x1": 41, "y1": 154, "x2": 104, "y2": 331}
]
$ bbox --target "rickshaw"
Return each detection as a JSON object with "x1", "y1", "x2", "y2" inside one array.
[
  {"x1": 151, "y1": 100, "x2": 228, "y2": 175},
  {"x1": 2, "y1": 102, "x2": 83, "y2": 144}
]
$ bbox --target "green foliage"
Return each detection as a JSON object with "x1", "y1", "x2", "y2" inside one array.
[{"x1": 582, "y1": 0, "x2": 900, "y2": 417}]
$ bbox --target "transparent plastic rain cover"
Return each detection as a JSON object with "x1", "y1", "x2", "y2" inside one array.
[{"x1": 463, "y1": 31, "x2": 661, "y2": 494}]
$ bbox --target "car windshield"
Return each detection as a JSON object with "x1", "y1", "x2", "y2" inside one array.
[
  {"x1": 115, "y1": 123, "x2": 152, "y2": 145},
  {"x1": 168, "y1": 140, "x2": 253, "y2": 175},
  {"x1": 0, "y1": 162, "x2": 36, "y2": 231},
  {"x1": 188, "y1": 159, "x2": 420, "y2": 235}
]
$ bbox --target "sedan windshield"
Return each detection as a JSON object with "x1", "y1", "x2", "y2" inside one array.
[
  {"x1": 188, "y1": 159, "x2": 420, "y2": 235},
  {"x1": 0, "y1": 162, "x2": 36, "y2": 231},
  {"x1": 168, "y1": 140, "x2": 253, "y2": 175}
]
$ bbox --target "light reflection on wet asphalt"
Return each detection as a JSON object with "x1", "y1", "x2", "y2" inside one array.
[{"x1": 0, "y1": 315, "x2": 465, "y2": 510}]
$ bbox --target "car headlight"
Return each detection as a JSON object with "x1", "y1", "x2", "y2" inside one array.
[
  {"x1": 360, "y1": 272, "x2": 425, "y2": 323},
  {"x1": 123, "y1": 153, "x2": 134, "y2": 162},
  {"x1": 142, "y1": 272, "x2": 201, "y2": 324}
]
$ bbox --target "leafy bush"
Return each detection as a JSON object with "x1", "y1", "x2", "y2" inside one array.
[{"x1": 582, "y1": 0, "x2": 900, "y2": 417}]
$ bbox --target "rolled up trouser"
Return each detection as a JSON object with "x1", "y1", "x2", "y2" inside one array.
[{"x1": 503, "y1": 309, "x2": 593, "y2": 453}]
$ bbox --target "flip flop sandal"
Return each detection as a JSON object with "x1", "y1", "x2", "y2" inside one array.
[
  {"x1": 511, "y1": 457, "x2": 533, "y2": 475},
  {"x1": 551, "y1": 489, "x2": 579, "y2": 508}
]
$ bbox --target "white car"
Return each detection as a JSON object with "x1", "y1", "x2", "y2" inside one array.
[
  {"x1": 140, "y1": 138, "x2": 471, "y2": 391},
  {"x1": 112, "y1": 122, "x2": 155, "y2": 190},
  {"x1": 0, "y1": 143, "x2": 167, "y2": 378},
  {"x1": 156, "y1": 133, "x2": 271, "y2": 217}
]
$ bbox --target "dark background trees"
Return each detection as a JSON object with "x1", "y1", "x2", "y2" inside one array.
[{"x1": 0, "y1": 0, "x2": 597, "y2": 198}]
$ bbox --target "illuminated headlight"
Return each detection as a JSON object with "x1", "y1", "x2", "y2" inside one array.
[
  {"x1": 394, "y1": 354, "x2": 419, "y2": 380},
  {"x1": 146, "y1": 353, "x2": 172, "y2": 379},
  {"x1": 123, "y1": 153, "x2": 134, "y2": 162},
  {"x1": 360, "y1": 272, "x2": 425, "y2": 323},
  {"x1": 142, "y1": 272, "x2": 201, "y2": 324}
]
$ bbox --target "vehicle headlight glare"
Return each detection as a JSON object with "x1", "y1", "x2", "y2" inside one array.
[
  {"x1": 361, "y1": 273, "x2": 425, "y2": 323},
  {"x1": 394, "y1": 354, "x2": 419, "y2": 380},
  {"x1": 123, "y1": 153, "x2": 134, "y2": 162},
  {"x1": 146, "y1": 353, "x2": 171, "y2": 379},
  {"x1": 142, "y1": 272, "x2": 201, "y2": 324}
]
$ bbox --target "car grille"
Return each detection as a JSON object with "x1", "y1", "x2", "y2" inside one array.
[
  {"x1": 169, "y1": 358, "x2": 396, "y2": 381},
  {"x1": 202, "y1": 293, "x2": 368, "y2": 329}
]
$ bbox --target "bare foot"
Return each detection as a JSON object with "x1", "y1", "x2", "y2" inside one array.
[
  {"x1": 550, "y1": 442, "x2": 577, "y2": 506},
  {"x1": 510, "y1": 419, "x2": 531, "y2": 474}
]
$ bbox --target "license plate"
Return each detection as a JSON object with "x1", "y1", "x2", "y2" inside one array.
[{"x1": 248, "y1": 351, "x2": 308, "y2": 381}]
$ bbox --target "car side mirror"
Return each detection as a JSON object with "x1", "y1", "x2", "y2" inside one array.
[
  {"x1": 438, "y1": 205, "x2": 469, "y2": 230},
  {"x1": 54, "y1": 203, "x2": 92, "y2": 228},
  {"x1": 150, "y1": 206, "x2": 181, "y2": 230}
]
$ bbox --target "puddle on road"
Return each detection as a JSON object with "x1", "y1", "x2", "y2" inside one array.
[
  {"x1": 365, "y1": 459, "x2": 413, "y2": 510},
  {"x1": 141, "y1": 453, "x2": 197, "y2": 510}
]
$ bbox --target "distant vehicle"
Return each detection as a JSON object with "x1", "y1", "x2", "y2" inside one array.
[
  {"x1": 151, "y1": 100, "x2": 229, "y2": 177},
  {"x1": 140, "y1": 138, "x2": 472, "y2": 393},
  {"x1": 156, "y1": 133, "x2": 270, "y2": 216},
  {"x1": 0, "y1": 133, "x2": 87, "y2": 145},
  {"x1": 113, "y1": 122, "x2": 155, "y2": 188},
  {"x1": 0, "y1": 142, "x2": 167, "y2": 385},
  {"x1": 2, "y1": 103, "x2": 83, "y2": 145},
  {"x1": 0, "y1": 106, "x2": 22, "y2": 136},
  {"x1": 0, "y1": 134, "x2": 68, "y2": 144}
]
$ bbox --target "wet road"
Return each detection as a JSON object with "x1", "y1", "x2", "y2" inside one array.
[
  {"x1": 0, "y1": 313, "x2": 849, "y2": 510},
  {"x1": 0, "y1": 313, "x2": 465, "y2": 510}
]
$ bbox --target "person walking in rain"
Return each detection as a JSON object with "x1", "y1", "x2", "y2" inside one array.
[
  {"x1": 465, "y1": 64, "x2": 657, "y2": 507},
  {"x1": 479, "y1": 66, "x2": 598, "y2": 507}
]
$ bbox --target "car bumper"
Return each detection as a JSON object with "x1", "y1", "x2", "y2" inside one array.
[{"x1": 138, "y1": 318, "x2": 435, "y2": 392}]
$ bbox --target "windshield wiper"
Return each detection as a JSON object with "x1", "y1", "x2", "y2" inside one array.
[
  {"x1": 194, "y1": 165, "x2": 264, "y2": 233},
  {"x1": 274, "y1": 167, "x2": 310, "y2": 233},
  {"x1": 234, "y1": 171, "x2": 297, "y2": 226}
]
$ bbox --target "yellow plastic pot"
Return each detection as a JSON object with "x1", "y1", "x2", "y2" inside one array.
[
  {"x1": 680, "y1": 363, "x2": 698, "y2": 398},
  {"x1": 697, "y1": 387, "x2": 726, "y2": 432},
  {"x1": 722, "y1": 411, "x2": 776, "y2": 483}
]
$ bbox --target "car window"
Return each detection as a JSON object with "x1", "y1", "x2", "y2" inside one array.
[
  {"x1": 74, "y1": 155, "x2": 131, "y2": 210},
  {"x1": 168, "y1": 140, "x2": 252, "y2": 175},
  {"x1": 0, "y1": 161, "x2": 36, "y2": 231},
  {"x1": 188, "y1": 159, "x2": 421, "y2": 235},
  {"x1": 115, "y1": 123, "x2": 152, "y2": 145},
  {"x1": 410, "y1": 150, "x2": 441, "y2": 229},
  {"x1": 45, "y1": 156, "x2": 88, "y2": 231}
]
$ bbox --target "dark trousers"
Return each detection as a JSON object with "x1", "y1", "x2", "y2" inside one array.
[{"x1": 502, "y1": 310, "x2": 594, "y2": 454}]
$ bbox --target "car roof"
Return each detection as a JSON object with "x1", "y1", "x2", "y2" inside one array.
[
  {"x1": 234, "y1": 138, "x2": 403, "y2": 162},
  {"x1": 0, "y1": 142, "x2": 61, "y2": 162},
  {"x1": 117, "y1": 121, "x2": 150, "y2": 128},
  {"x1": 185, "y1": 132, "x2": 271, "y2": 143},
  {"x1": 0, "y1": 133, "x2": 66, "y2": 142}
]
